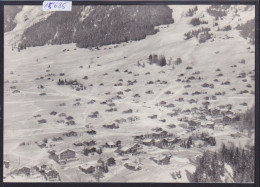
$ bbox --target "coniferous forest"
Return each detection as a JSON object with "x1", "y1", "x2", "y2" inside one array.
[{"x1": 17, "y1": 5, "x2": 174, "y2": 49}]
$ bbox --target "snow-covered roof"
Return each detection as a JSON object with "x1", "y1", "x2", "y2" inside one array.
[
  {"x1": 142, "y1": 139, "x2": 154, "y2": 143},
  {"x1": 107, "y1": 141, "x2": 115, "y2": 146},
  {"x1": 57, "y1": 148, "x2": 76, "y2": 155}
]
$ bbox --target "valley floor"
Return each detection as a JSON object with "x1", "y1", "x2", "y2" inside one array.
[{"x1": 3, "y1": 6, "x2": 255, "y2": 182}]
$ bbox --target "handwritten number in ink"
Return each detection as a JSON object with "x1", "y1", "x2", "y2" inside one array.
[{"x1": 48, "y1": 2, "x2": 53, "y2": 10}]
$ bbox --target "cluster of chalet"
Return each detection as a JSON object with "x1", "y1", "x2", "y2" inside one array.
[
  {"x1": 9, "y1": 164, "x2": 60, "y2": 181},
  {"x1": 79, "y1": 157, "x2": 116, "y2": 174},
  {"x1": 178, "y1": 105, "x2": 240, "y2": 131},
  {"x1": 134, "y1": 128, "x2": 174, "y2": 140},
  {"x1": 115, "y1": 144, "x2": 142, "y2": 155},
  {"x1": 142, "y1": 137, "x2": 181, "y2": 149},
  {"x1": 132, "y1": 128, "x2": 180, "y2": 149}
]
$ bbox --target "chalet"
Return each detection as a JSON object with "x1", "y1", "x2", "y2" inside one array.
[
  {"x1": 151, "y1": 130, "x2": 168, "y2": 139},
  {"x1": 66, "y1": 116, "x2": 74, "y2": 120},
  {"x1": 3, "y1": 160, "x2": 9, "y2": 169},
  {"x1": 188, "y1": 126, "x2": 196, "y2": 131},
  {"x1": 39, "y1": 164, "x2": 47, "y2": 172},
  {"x1": 211, "y1": 109, "x2": 221, "y2": 116},
  {"x1": 56, "y1": 149, "x2": 76, "y2": 163},
  {"x1": 205, "y1": 95, "x2": 217, "y2": 100},
  {"x1": 66, "y1": 120, "x2": 76, "y2": 125},
  {"x1": 79, "y1": 164, "x2": 95, "y2": 174},
  {"x1": 84, "y1": 140, "x2": 96, "y2": 146},
  {"x1": 88, "y1": 111, "x2": 99, "y2": 118},
  {"x1": 232, "y1": 115, "x2": 240, "y2": 122},
  {"x1": 166, "y1": 103, "x2": 175, "y2": 108},
  {"x1": 52, "y1": 137, "x2": 63, "y2": 142},
  {"x1": 117, "y1": 145, "x2": 138, "y2": 155},
  {"x1": 213, "y1": 117, "x2": 222, "y2": 123},
  {"x1": 44, "y1": 169, "x2": 60, "y2": 181},
  {"x1": 104, "y1": 141, "x2": 117, "y2": 148},
  {"x1": 160, "y1": 101, "x2": 167, "y2": 105},
  {"x1": 154, "y1": 139, "x2": 169, "y2": 148},
  {"x1": 63, "y1": 131, "x2": 77, "y2": 137},
  {"x1": 124, "y1": 162, "x2": 141, "y2": 171},
  {"x1": 84, "y1": 146, "x2": 100, "y2": 155},
  {"x1": 226, "y1": 104, "x2": 232, "y2": 110},
  {"x1": 189, "y1": 99, "x2": 197, "y2": 104},
  {"x1": 199, "y1": 115, "x2": 206, "y2": 120},
  {"x1": 152, "y1": 155, "x2": 171, "y2": 165},
  {"x1": 225, "y1": 110, "x2": 234, "y2": 116},
  {"x1": 223, "y1": 115, "x2": 232, "y2": 123},
  {"x1": 134, "y1": 135, "x2": 144, "y2": 140},
  {"x1": 203, "y1": 136, "x2": 216, "y2": 146},
  {"x1": 191, "y1": 107, "x2": 199, "y2": 113},
  {"x1": 73, "y1": 141, "x2": 83, "y2": 146},
  {"x1": 16, "y1": 166, "x2": 30, "y2": 176},
  {"x1": 103, "y1": 123, "x2": 119, "y2": 129},
  {"x1": 152, "y1": 127, "x2": 163, "y2": 132},
  {"x1": 167, "y1": 112, "x2": 178, "y2": 117},
  {"x1": 167, "y1": 137, "x2": 181, "y2": 145},
  {"x1": 183, "y1": 109, "x2": 191, "y2": 115},
  {"x1": 37, "y1": 141, "x2": 47, "y2": 148},
  {"x1": 86, "y1": 130, "x2": 96, "y2": 135},
  {"x1": 214, "y1": 124, "x2": 224, "y2": 131},
  {"x1": 116, "y1": 140, "x2": 122, "y2": 147},
  {"x1": 177, "y1": 97, "x2": 184, "y2": 102},
  {"x1": 188, "y1": 120, "x2": 200, "y2": 127},
  {"x1": 107, "y1": 157, "x2": 116, "y2": 166},
  {"x1": 206, "y1": 121, "x2": 215, "y2": 129},
  {"x1": 142, "y1": 139, "x2": 155, "y2": 146},
  {"x1": 200, "y1": 121, "x2": 207, "y2": 127},
  {"x1": 115, "y1": 118, "x2": 127, "y2": 124},
  {"x1": 148, "y1": 114, "x2": 157, "y2": 119}
]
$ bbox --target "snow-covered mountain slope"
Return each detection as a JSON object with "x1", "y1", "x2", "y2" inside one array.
[
  {"x1": 4, "y1": 6, "x2": 53, "y2": 45},
  {"x1": 4, "y1": 5, "x2": 255, "y2": 182}
]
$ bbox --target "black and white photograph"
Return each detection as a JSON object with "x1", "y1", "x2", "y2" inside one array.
[{"x1": 3, "y1": 4, "x2": 256, "y2": 183}]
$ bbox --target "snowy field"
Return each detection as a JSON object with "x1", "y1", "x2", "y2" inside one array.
[{"x1": 4, "y1": 5, "x2": 255, "y2": 182}]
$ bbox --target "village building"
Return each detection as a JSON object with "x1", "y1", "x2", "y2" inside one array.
[
  {"x1": 152, "y1": 127, "x2": 163, "y2": 132},
  {"x1": 103, "y1": 123, "x2": 119, "y2": 129},
  {"x1": 44, "y1": 169, "x2": 60, "y2": 181},
  {"x1": 52, "y1": 148, "x2": 77, "y2": 164},
  {"x1": 107, "y1": 157, "x2": 116, "y2": 166},
  {"x1": 124, "y1": 162, "x2": 141, "y2": 171},
  {"x1": 86, "y1": 130, "x2": 96, "y2": 135},
  {"x1": 214, "y1": 124, "x2": 224, "y2": 131},
  {"x1": 152, "y1": 155, "x2": 171, "y2": 165},
  {"x1": 116, "y1": 144, "x2": 138, "y2": 155},
  {"x1": 154, "y1": 139, "x2": 168, "y2": 148},
  {"x1": 188, "y1": 120, "x2": 201, "y2": 127},
  {"x1": 223, "y1": 115, "x2": 233, "y2": 124},
  {"x1": 73, "y1": 141, "x2": 84, "y2": 146},
  {"x1": 84, "y1": 140, "x2": 96, "y2": 146},
  {"x1": 142, "y1": 138, "x2": 155, "y2": 146},
  {"x1": 104, "y1": 141, "x2": 116, "y2": 148},
  {"x1": 206, "y1": 121, "x2": 215, "y2": 129},
  {"x1": 211, "y1": 109, "x2": 221, "y2": 116},
  {"x1": 16, "y1": 166, "x2": 31, "y2": 176},
  {"x1": 183, "y1": 109, "x2": 191, "y2": 115},
  {"x1": 104, "y1": 140, "x2": 121, "y2": 148},
  {"x1": 3, "y1": 160, "x2": 10, "y2": 169},
  {"x1": 222, "y1": 110, "x2": 234, "y2": 116},
  {"x1": 79, "y1": 164, "x2": 95, "y2": 174}
]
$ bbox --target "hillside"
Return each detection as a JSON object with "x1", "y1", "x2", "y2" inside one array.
[
  {"x1": 5, "y1": 5, "x2": 174, "y2": 49},
  {"x1": 4, "y1": 5, "x2": 255, "y2": 183}
]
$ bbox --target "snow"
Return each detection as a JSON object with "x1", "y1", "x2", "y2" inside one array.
[{"x1": 4, "y1": 5, "x2": 255, "y2": 182}]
